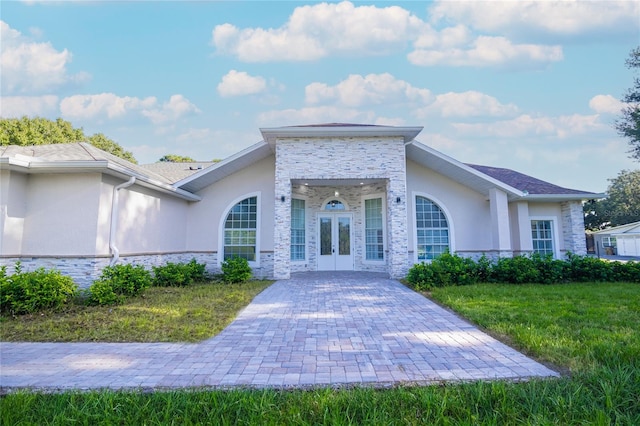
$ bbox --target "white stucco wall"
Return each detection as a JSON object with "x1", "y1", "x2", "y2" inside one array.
[
  {"x1": 109, "y1": 177, "x2": 190, "y2": 255},
  {"x1": 186, "y1": 155, "x2": 276, "y2": 255},
  {"x1": 21, "y1": 173, "x2": 103, "y2": 256},
  {"x1": 0, "y1": 170, "x2": 27, "y2": 255},
  {"x1": 406, "y1": 160, "x2": 492, "y2": 258}
]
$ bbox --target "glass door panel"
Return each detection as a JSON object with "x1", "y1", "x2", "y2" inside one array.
[
  {"x1": 318, "y1": 213, "x2": 353, "y2": 271},
  {"x1": 320, "y1": 217, "x2": 332, "y2": 256}
]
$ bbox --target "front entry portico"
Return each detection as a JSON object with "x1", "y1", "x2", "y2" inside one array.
[{"x1": 317, "y1": 212, "x2": 354, "y2": 271}]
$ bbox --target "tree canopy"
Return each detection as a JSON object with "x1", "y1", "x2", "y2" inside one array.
[
  {"x1": 0, "y1": 116, "x2": 137, "y2": 164},
  {"x1": 584, "y1": 169, "x2": 640, "y2": 230},
  {"x1": 158, "y1": 154, "x2": 196, "y2": 163},
  {"x1": 616, "y1": 46, "x2": 640, "y2": 161}
]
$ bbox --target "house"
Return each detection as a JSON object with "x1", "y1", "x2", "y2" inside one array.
[
  {"x1": 0, "y1": 124, "x2": 602, "y2": 287},
  {"x1": 591, "y1": 221, "x2": 640, "y2": 258}
]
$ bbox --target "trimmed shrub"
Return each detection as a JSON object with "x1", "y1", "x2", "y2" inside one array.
[
  {"x1": 152, "y1": 259, "x2": 207, "y2": 287},
  {"x1": 566, "y1": 253, "x2": 612, "y2": 282},
  {"x1": 492, "y1": 255, "x2": 540, "y2": 284},
  {"x1": 221, "y1": 257, "x2": 252, "y2": 283},
  {"x1": 610, "y1": 260, "x2": 640, "y2": 283},
  {"x1": 406, "y1": 262, "x2": 435, "y2": 291},
  {"x1": 530, "y1": 253, "x2": 569, "y2": 284},
  {"x1": 88, "y1": 264, "x2": 151, "y2": 306},
  {"x1": 406, "y1": 251, "x2": 480, "y2": 289},
  {"x1": 406, "y1": 252, "x2": 640, "y2": 289},
  {"x1": 0, "y1": 264, "x2": 78, "y2": 315}
]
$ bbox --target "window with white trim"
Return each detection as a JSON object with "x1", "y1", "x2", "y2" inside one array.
[
  {"x1": 223, "y1": 196, "x2": 257, "y2": 261},
  {"x1": 291, "y1": 198, "x2": 305, "y2": 261},
  {"x1": 415, "y1": 196, "x2": 449, "y2": 260},
  {"x1": 531, "y1": 220, "x2": 554, "y2": 256},
  {"x1": 365, "y1": 198, "x2": 384, "y2": 260},
  {"x1": 602, "y1": 236, "x2": 617, "y2": 248}
]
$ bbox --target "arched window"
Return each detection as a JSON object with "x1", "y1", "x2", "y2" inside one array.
[
  {"x1": 223, "y1": 196, "x2": 257, "y2": 261},
  {"x1": 415, "y1": 196, "x2": 449, "y2": 260},
  {"x1": 324, "y1": 200, "x2": 345, "y2": 210}
]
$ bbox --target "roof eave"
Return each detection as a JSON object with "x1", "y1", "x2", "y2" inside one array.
[
  {"x1": 522, "y1": 193, "x2": 605, "y2": 202},
  {"x1": 0, "y1": 157, "x2": 201, "y2": 202},
  {"x1": 176, "y1": 141, "x2": 272, "y2": 193},
  {"x1": 260, "y1": 125, "x2": 424, "y2": 147},
  {"x1": 406, "y1": 141, "x2": 524, "y2": 199}
]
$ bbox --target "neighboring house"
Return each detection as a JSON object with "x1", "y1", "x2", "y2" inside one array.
[
  {"x1": 592, "y1": 221, "x2": 640, "y2": 258},
  {"x1": 0, "y1": 124, "x2": 603, "y2": 287}
]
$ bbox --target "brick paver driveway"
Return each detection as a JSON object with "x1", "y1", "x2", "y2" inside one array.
[{"x1": 1, "y1": 272, "x2": 558, "y2": 391}]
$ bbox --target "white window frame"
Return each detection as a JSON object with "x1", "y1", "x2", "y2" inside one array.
[
  {"x1": 362, "y1": 193, "x2": 386, "y2": 264},
  {"x1": 411, "y1": 192, "x2": 455, "y2": 263},
  {"x1": 218, "y1": 192, "x2": 261, "y2": 268},
  {"x1": 602, "y1": 236, "x2": 617, "y2": 248},
  {"x1": 290, "y1": 197, "x2": 308, "y2": 262},
  {"x1": 530, "y1": 216, "x2": 560, "y2": 258}
]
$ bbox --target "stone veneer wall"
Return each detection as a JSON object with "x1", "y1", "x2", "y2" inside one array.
[
  {"x1": 0, "y1": 251, "x2": 274, "y2": 288},
  {"x1": 275, "y1": 136, "x2": 408, "y2": 279},
  {"x1": 561, "y1": 200, "x2": 587, "y2": 256}
]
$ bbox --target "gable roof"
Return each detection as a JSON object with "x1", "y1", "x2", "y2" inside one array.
[
  {"x1": 406, "y1": 141, "x2": 601, "y2": 202},
  {"x1": 466, "y1": 164, "x2": 597, "y2": 197},
  {"x1": 592, "y1": 221, "x2": 640, "y2": 236},
  {"x1": 1, "y1": 124, "x2": 604, "y2": 202},
  {"x1": 0, "y1": 143, "x2": 201, "y2": 201}
]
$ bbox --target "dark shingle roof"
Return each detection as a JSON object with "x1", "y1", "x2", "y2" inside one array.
[{"x1": 466, "y1": 164, "x2": 596, "y2": 196}]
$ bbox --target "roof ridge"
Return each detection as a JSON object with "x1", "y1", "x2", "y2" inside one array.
[{"x1": 77, "y1": 142, "x2": 101, "y2": 161}]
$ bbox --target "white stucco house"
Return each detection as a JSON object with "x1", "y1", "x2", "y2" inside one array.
[{"x1": 0, "y1": 124, "x2": 601, "y2": 286}]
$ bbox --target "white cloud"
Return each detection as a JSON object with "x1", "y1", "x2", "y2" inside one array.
[
  {"x1": 452, "y1": 113, "x2": 604, "y2": 139},
  {"x1": 589, "y1": 94, "x2": 626, "y2": 115},
  {"x1": 0, "y1": 20, "x2": 90, "y2": 94},
  {"x1": 211, "y1": 1, "x2": 424, "y2": 62},
  {"x1": 217, "y1": 70, "x2": 267, "y2": 97},
  {"x1": 142, "y1": 95, "x2": 201, "y2": 124},
  {"x1": 429, "y1": 0, "x2": 639, "y2": 39},
  {"x1": 408, "y1": 35, "x2": 563, "y2": 68},
  {"x1": 416, "y1": 91, "x2": 518, "y2": 118},
  {"x1": 305, "y1": 73, "x2": 432, "y2": 107},
  {"x1": 0, "y1": 95, "x2": 58, "y2": 117},
  {"x1": 60, "y1": 93, "x2": 199, "y2": 124},
  {"x1": 257, "y1": 106, "x2": 377, "y2": 127}
]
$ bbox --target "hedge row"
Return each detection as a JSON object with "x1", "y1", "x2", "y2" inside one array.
[
  {"x1": 406, "y1": 252, "x2": 640, "y2": 290},
  {"x1": 1, "y1": 257, "x2": 254, "y2": 313}
]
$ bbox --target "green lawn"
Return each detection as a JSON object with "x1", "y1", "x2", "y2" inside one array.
[
  {"x1": 428, "y1": 282, "x2": 640, "y2": 374},
  {"x1": 2, "y1": 282, "x2": 639, "y2": 425},
  {"x1": 0, "y1": 280, "x2": 273, "y2": 342}
]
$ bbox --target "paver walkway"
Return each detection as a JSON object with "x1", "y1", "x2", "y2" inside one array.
[{"x1": 1, "y1": 272, "x2": 558, "y2": 392}]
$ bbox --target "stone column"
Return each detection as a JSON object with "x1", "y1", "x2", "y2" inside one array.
[
  {"x1": 274, "y1": 145, "x2": 291, "y2": 279},
  {"x1": 561, "y1": 201, "x2": 586, "y2": 256},
  {"x1": 386, "y1": 180, "x2": 409, "y2": 279}
]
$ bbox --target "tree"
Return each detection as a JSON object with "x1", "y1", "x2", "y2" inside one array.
[
  {"x1": 0, "y1": 116, "x2": 137, "y2": 164},
  {"x1": 583, "y1": 169, "x2": 640, "y2": 230},
  {"x1": 158, "y1": 154, "x2": 196, "y2": 163},
  {"x1": 616, "y1": 46, "x2": 640, "y2": 161}
]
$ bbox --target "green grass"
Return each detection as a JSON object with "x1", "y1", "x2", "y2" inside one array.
[
  {"x1": 2, "y1": 282, "x2": 640, "y2": 425},
  {"x1": 0, "y1": 280, "x2": 273, "y2": 342},
  {"x1": 428, "y1": 282, "x2": 640, "y2": 373}
]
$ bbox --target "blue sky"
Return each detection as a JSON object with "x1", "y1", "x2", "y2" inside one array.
[{"x1": 1, "y1": 1, "x2": 638, "y2": 193}]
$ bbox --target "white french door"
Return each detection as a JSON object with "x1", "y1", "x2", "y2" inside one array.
[{"x1": 317, "y1": 213, "x2": 354, "y2": 271}]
